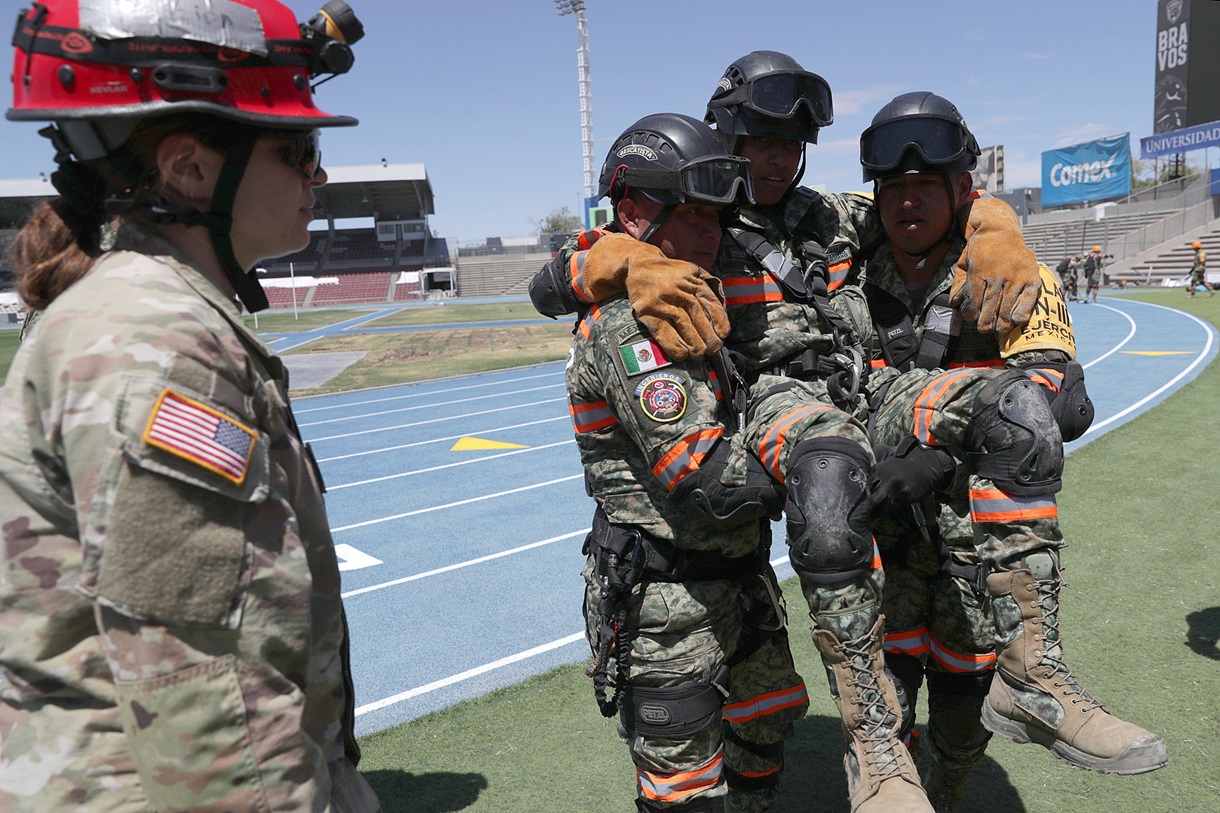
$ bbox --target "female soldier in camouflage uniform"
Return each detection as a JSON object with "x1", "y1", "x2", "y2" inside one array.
[{"x1": 0, "y1": 2, "x2": 379, "y2": 810}]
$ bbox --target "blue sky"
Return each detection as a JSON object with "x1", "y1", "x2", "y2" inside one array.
[{"x1": 0, "y1": 0, "x2": 1191, "y2": 243}]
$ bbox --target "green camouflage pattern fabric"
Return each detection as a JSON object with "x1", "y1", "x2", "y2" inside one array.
[
  {"x1": 0, "y1": 225, "x2": 378, "y2": 812},
  {"x1": 569, "y1": 297, "x2": 808, "y2": 811}
]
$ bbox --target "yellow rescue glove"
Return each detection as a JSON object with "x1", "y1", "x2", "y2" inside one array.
[
  {"x1": 949, "y1": 194, "x2": 1041, "y2": 335},
  {"x1": 577, "y1": 233, "x2": 730, "y2": 360}
]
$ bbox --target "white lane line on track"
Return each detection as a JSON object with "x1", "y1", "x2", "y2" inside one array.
[
  {"x1": 331, "y1": 474, "x2": 584, "y2": 532},
  {"x1": 327, "y1": 440, "x2": 576, "y2": 490},
  {"x1": 355, "y1": 633, "x2": 588, "y2": 716},
  {"x1": 298, "y1": 383, "x2": 564, "y2": 428},
  {"x1": 276, "y1": 310, "x2": 399, "y2": 352},
  {"x1": 341, "y1": 530, "x2": 589, "y2": 598},
  {"x1": 294, "y1": 370, "x2": 562, "y2": 414},
  {"x1": 315, "y1": 416, "x2": 569, "y2": 462},
  {"x1": 1077, "y1": 303, "x2": 1137, "y2": 369},
  {"x1": 308, "y1": 398, "x2": 567, "y2": 442},
  {"x1": 1081, "y1": 301, "x2": 1216, "y2": 436},
  {"x1": 353, "y1": 548, "x2": 797, "y2": 715}
]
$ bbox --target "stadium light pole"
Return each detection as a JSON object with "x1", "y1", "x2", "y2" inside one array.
[{"x1": 555, "y1": 0, "x2": 596, "y2": 228}]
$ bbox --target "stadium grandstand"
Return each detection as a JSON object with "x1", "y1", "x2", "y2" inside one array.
[
  {"x1": 996, "y1": 173, "x2": 1220, "y2": 286},
  {"x1": 0, "y1": 161, "x2": 571, "y2": 314}
]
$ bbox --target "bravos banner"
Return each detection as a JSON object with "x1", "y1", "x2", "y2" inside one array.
[{"x1": 1041, "y1": 134, "x2": 1131, "y2": 207}]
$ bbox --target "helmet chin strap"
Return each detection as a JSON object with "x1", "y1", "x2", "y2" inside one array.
[
  {"x1": 639, "y1": 203, "x2": 675, "y2": 244},
  {"x1": 205, "y1": 138, "x2": 269, "y2": 313}
]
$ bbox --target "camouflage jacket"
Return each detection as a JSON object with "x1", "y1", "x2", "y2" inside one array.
[
  {"x1": 567, "y1": 296, "x2": 761, "y2": 558},
  {"x1": 859, "y1": 239, "x2": 1075, "y2": 372},
  {"x1": 716, "y1": 190, "x2": 877, "y2": 377},
  {"x1": 0, "y1": 226, "x2": 377, "y2": 812}
]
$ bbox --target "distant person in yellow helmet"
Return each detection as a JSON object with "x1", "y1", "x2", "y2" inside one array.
[
  {"x1": 1188, "y1": 239, "x2": 1212, "y2": 298},
  {"x1": 1081, "y1": 246, "x2": 1110, "y2": 303}
]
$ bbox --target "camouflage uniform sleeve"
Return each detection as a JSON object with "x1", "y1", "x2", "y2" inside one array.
[
  {"x1": 568, "y1": 302, "x2": 758, "y2": 554},
  {"x1": 787, "y1": 189, "x2": 884, "y2": 264},
  {"x1": 0, "y1": 253, "x2": 346, "y2": 810}
]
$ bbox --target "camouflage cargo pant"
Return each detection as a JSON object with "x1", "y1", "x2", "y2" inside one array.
[
  {"x1": 868, "y1": 365, "x2": 1066, "y2": 673},
  {"x1": 582, "y1": 555, "x2": 808, "y2": 813},
  {"x1": 737, "y1": 375, "x2": 885, "y2": 639}
]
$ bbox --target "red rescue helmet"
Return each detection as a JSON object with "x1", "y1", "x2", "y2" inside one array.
[
  {"x1": 9, "y1": 0, "x2": 360, "y2": 142},
  {"x1": 1192, "y1": 240, "x2": 1202, "y2": 249}
]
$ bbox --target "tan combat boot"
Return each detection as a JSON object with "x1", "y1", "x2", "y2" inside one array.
[
  {"x1": 813, "y1": 617, "x2": 932, "y2": 813},
  {"x1": 983, "y1": 564, "x2": 1168, "y2": 774}
]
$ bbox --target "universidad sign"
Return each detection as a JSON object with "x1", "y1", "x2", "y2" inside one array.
[
  {"x1": 1140, "y1": 119, "x2": 1220, "y2": 158},
  {"x1": 1041, "y1": 134, "x2": 1132, "y2": 207}
]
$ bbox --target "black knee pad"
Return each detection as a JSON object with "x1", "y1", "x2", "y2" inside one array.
[
  {"x1": 620, "y1": 679, "x2": 726, "y2": 740},
  {"x1": 964, "y1": 372, "x2": 1063, "y2": 496},
  {"x1": 783, "y1": 437, "x2": 874, "y2": 585},
  {"x1": 1029, "y1": 360, "x2": 1094, "y2": 442}
]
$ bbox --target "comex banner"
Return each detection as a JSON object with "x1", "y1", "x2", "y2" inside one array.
[{"x1": 1041, "y1": 134, "x2": 1132, "y2": 207}]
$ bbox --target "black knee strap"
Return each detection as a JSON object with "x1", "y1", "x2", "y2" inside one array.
[
  {"x1": 928, "y1": 669, "x2": 992, "y2": 698},
  {"x1": 621, "y1": 673, "x2": 728, "y2": 739},
  {"x1": 964, "y1": 371, "x2": 1063, "y2": 496},
  {"x1": 783, "y1": 437, "x2": 874, "y2": 585},
  {"x1": 724, "y1": 762, "x2": 782, "y2": 792}
]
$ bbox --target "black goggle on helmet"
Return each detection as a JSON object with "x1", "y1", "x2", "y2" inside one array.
[
  {"x1": 598, "y1": 113, "x2": 754, "y2": 208},
  {"x1": 860, "y1": 91, "x2": 980, "y2": 183},
  {"x1": 705, "y1": 50, "x2": 832, "y2": 144}
]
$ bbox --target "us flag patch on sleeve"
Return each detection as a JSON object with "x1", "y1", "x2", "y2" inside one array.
[{"x1": 143, "y1": 389, "x2": 256, "y2": 485}]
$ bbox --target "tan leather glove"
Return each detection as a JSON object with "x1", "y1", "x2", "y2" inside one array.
[
  {"x1": 577, "y1": 233, "x2": 730, "y2": 360},
  {"x1": 950, "y1": 195, "x2": 1041, "y2": 334}
]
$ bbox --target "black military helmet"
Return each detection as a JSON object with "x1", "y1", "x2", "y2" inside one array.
[
  {"x1": 860, "y1": 91, "x2": 980, "y2": 182},
  {"x1": 704, "y1": 50, "x2": 833, "y2": 144},
  {"x1": 597, "y1": 113, "x2": 754, "y2": 207}
]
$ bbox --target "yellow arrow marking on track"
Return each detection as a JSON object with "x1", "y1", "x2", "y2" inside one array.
[
  {"x1": 1120, "y1": 351, "x2": 1194, "y2": 356},
  {"x1": 451, "y1": 437, "x2": 529, "y2": 451}
]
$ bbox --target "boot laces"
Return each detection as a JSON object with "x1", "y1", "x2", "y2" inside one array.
[
  {"x1": 1035, "y1": 579, "x2": 1105, "y2": 713},
  {"x1": 842, "y1": 635, "x2": 906, "y2": 780}
]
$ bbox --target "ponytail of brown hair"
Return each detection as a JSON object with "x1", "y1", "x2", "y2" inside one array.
[{"x1": 6, "y1": 199, "x2": 99, "y2": 311}]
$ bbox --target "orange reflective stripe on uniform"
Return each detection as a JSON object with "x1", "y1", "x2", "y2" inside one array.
[
  {"x1": 912, "y1": 368, "x2": 976, "y2": 446},
  {"x1": 637, "y1": 748, "x2": 723, "y2": 803},
  {"x1": 870, "y1": 359, "x2": 890, "y2": 369},
  {"x1": 884, "y1": 626, "x2": 930, "y2": 657},
  {"x1": 569, "y1": 250, "x2": 593, "y2": 304},
  {"x1": 1024, "y1": 366, "x2": 1064, "y2": 393},
  {"x1": 654, "y1": 427, "x2": 724, "y2": 491},
  {"x1": 929, "y1": 635, "x2": 996, "y2": 673},
  {"x1": 721, "y1": 274, "x2": 783, "y2": 306},
  {"x1": 708, "y1": 368, "x2": 724, "y2": 402},
  {"x1": 723, "y1": 680, "x2": 809, "y2": 725},
  {"x1": 757, "y1": 403, "x2": 832, "y2": 482},
  {"x1": 578, "y1": 302, "x2": 602, "y2": 340},
  {"x1": 576, "y1": 227, "x2": 607, "y2": 251},
  {"x1": 870, "y1": 538, "x2": 882, "y2": 570},
  {"x1": 969, "y1": 488, "x2": 1058, "y2": 523},
  {"x1": 827, "y1": 259, "x2": 852, "y2": 292},
  {"x1": 570, "y1": 400, "x2": 616, "y2": 433}
]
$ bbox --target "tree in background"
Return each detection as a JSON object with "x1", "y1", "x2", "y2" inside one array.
[{"x1": 533, "y1": 206, "x2": 582, "y2": 235}]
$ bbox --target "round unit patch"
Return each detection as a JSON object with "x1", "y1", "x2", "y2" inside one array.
[{"x1": 636, "y1": 373, "x2": 687, "y2": 423}]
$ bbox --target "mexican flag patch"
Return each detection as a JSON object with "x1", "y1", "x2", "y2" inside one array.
[{"x1": 620, "y1": 339, "x2": 670, "y2": 375}]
